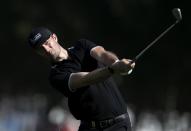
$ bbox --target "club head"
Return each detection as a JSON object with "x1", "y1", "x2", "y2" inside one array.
[{"x1": 172, "y1": 8, "x2": 182, "y2": 22}]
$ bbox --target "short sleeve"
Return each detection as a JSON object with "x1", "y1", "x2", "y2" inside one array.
[
  {"x1": 78, "y1": 39, "x2": 97, "y2": 52},
  {"x1": 74, "y1": 39, "x2": 97, "y2": 55},
  {"x1": 69, "y1": 39, "x2": 97, "y2": 64}
]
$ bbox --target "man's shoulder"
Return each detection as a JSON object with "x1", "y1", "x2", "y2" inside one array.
[
  {"x1": 67, "y1": 39, "x2": 95, "y2": 50},
  {"x1": 78, "y1": 38, "x2": 89, "y2": 43},
  {"x1": 77, "y1": 38, "x2": 96, "y2": 45},
  {"x1": 68, "y1": 38, "x2": 88, "y2": 48},
  {"x1": 76, "y1": 38, "x2": 92, "y2": 46},
  {"x1": 75, "y1": 38, "x2": 97, "y2": 50},
  {"x1": 69, "y1": 38, "x2": 89, "y2": 45}
]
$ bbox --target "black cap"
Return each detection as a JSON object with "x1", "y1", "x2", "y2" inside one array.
[{"x1": 28, "y1": 27, "x2": 53, "y2": 48}]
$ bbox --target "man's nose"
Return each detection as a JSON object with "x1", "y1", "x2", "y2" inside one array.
[{"x1": 42, "y1": 44, "x2": 51, "y2": 52}]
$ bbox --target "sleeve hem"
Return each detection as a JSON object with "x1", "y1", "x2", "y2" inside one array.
[{"x1": 68, "y1": 73, "x2": 76, "y2": 92}]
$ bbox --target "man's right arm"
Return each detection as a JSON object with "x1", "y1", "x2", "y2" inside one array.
[{"x1": 69, "y1": 59, "x2": 133, "y2": 91}]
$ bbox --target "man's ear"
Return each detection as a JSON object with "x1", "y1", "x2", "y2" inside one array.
[{"x1": 52, "y1": 33, "x2": 58, "y2": 42}]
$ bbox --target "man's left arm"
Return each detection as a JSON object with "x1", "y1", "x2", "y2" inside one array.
[{"x1": 90, "y1": 46, "x2": 119, "y2": 65}]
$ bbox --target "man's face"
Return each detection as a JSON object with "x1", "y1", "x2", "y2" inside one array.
[{"x1": 35, "y1": 34, "x2": 61, "y2": 61}]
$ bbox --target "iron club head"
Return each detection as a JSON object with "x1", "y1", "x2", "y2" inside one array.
[{"x1": 172, "y1": 8, "x2": 182, "y2": 22}]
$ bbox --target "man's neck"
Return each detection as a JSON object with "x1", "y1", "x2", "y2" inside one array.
[{"x1": 56, "y1": 47, "x2": 69, "y2": 62}]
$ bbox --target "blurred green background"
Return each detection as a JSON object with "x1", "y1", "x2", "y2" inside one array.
[{"x1": 0, "y1": 0, "x2": 190, "y2": 130}]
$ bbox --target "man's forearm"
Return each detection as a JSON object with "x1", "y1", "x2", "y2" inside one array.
[
  {"x1": 100, "y1": 51, "x2": 119, "y2": 65},
  {"x1": 69, "y1": 66, "x2": 113, "y2": 90},
  {"x1": 90, "y1": 46, "x2": 119, "y2": 66}
]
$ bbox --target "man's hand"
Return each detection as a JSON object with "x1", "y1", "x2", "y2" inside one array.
[{"x1": 110, "y1": 59, "x2": 135, "y2": 75}]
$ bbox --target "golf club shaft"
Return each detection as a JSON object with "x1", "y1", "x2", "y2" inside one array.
[
  {"x1": 126, "y1": 21, "x2": 178, "y2": 75},
  {"x1": 126, "y1": 8, "x2": 182, "y2": 75},
  {"x1": 132, "y1": 20, "x2": 179, "y2": 63}
]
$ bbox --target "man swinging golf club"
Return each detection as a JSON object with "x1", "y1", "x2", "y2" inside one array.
[{"x1": 27, "y1": 8, "x2": 181, "y2": 131}]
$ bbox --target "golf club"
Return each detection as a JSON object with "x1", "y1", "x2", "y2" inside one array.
[{"x1": 126, "y1": 8, "x2": 182, "y2": 75}]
